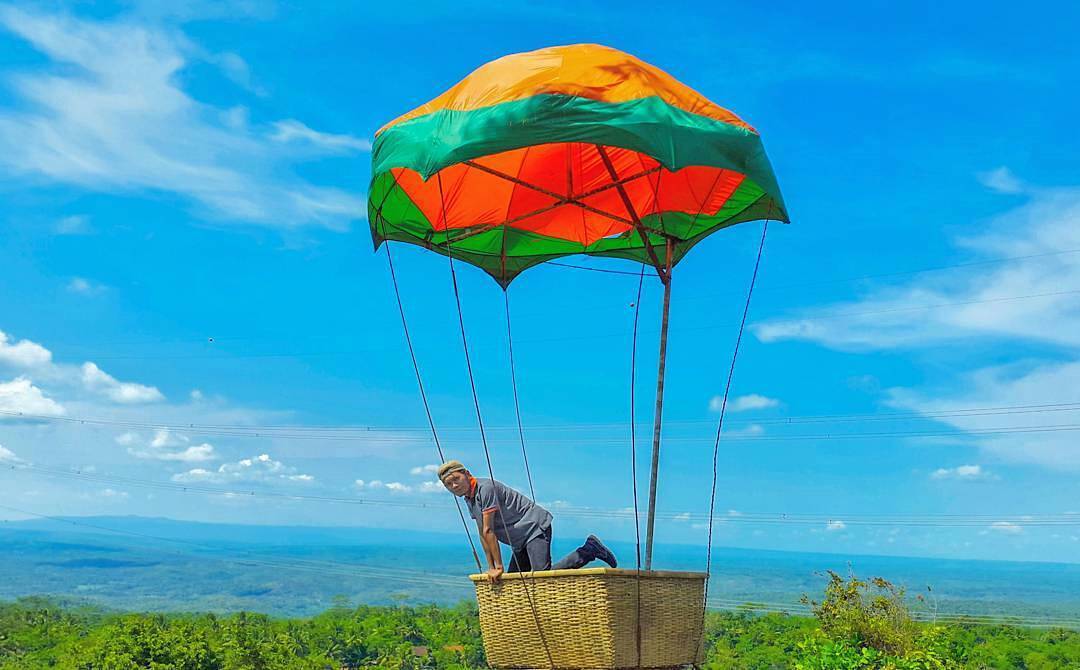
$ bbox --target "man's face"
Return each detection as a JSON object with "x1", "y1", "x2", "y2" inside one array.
[{"x1": 442, "y1": 470, "x2": 471, "y2": 496}]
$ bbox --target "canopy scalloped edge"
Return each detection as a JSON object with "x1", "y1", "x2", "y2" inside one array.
[{"x1": 368, "y1": 45, "x2": 788, "y2": 287}]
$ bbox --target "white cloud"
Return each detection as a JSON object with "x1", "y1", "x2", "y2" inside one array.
[
  {"x1": 753, "y1": 187, "x2": 1080, "y2": 350},
  {"x1": 988, "y1": 521, "x2": 1023, "y2": 535},
  {"x1": 826, "y1": 520, "x2": 847, "y2": 532},
  {"x1": 173, "y1": 453, "x2": 312, "y2": 483},
  {"x1": 419, "y1": 480, "x2": 444, "y2": 493},
  {"x1": 410, "y1": 464, "x2": 439, "y2": 476},
  {"x1": 385, "y1": 482, "x2": 411, "y2": 493},
  {"x1": 978, "y1": 167, "x2": 1025, "y2": 195},
  {"x1": 269, "y1": 120, "x2": 371, "y2": 152},
  {"x1": 210, "y1": 52, "x2": 265, "y2": 96},
  {"x1": 752, "y1": 186, "x2": 1080, "y2": 471},
  {"x1": 930, "y1": 464, "x2": 996, "y2": 481},
  {"x1": 124, "y1": 428, "x2": 215, "y2": 461},
  {"x1": 890, "y1": 361, "x2": 1080, "y2": 469},
  {"x1": 150, "y1": 428, "x2": 184, "y2": 448},
  {"x1": 130, "y1": 442, "x2": 215, "y2": 463},
  {"x1": 0, "y1": 331, "x2": 52, "y2": 368},
  {"x1": 0, "y1": 6, "x2": 363, "y2": 229},
  {"x1": 67, "y1": 277, "x2": 106, "y2": 296},
  {"x1": 712, "y1": 393, "x2": 780, "y2": 412},
  {"x1": 0, "y1": 444, "x2": 23, "y2": 462},
  {"x1": 54, "y1": 214, "x2": 93, "y2": 235},
  {"x1": 98, "y1": 488, "x2": 128, "y2": 500},
  {"x1": 81, "y1": 362, "x2": 164, "y2": 404},
  {"x1": 0, "y1": 377, "x2": 65, "y2": 416},
  {"x1": 725, "y1": 424, "x2": 764, "y2": 438},
  {"x1": 672, "y1": 512, "x2": 691, "y2": 523}
]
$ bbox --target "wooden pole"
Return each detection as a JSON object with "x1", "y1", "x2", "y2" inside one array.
[
  {"x1": 644, "y1": 239, "x2": 673, "y2": 570},
  {"x1": 591, "y1": 144, "x2": 673, "y2": 570}
]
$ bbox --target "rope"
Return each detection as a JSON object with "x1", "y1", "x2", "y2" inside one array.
[
  {"x1": 703, "y1": 218, "x2": 771, "y2": 612},
  {"x1": 548, "y1": 261, "x2": 645, "y2": 276},
  {"x1": 438, "y1": 174, "x2": 555, "y2": 669},
  {"x1": 628, "y1": 262, "x2": 647, "y2": 669},
  {"x1": 503, "y1": 290, "x2": 536, "y2": 501},
  {"x1": 385, "y1": 244, "x2": 482, "y2": 571}
]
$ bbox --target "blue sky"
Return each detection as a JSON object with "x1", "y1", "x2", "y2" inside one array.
[{"x1": 2, "y1": 0, "x2": 1079, "y2": 564}]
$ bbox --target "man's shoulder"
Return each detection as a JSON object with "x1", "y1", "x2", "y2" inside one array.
[{"x1": 485, "y1": 478, "x2": 522, "y2": 496}]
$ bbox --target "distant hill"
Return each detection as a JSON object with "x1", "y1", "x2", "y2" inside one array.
[
  {"x1": 9, "y1": 515, "x2": 465, "y2": 546},
  {"x1": 3, "y1": 515, "x2": 1080, "y2": 623}
]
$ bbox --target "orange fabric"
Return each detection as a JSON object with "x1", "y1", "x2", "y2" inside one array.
[
  {"x1": 379, "y1": 44, "x2": 754, "y2": 134},
  {"x1": 392, "y1": 143, "x2": 746, "y2": 246}
]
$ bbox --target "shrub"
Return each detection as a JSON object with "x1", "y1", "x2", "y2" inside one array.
[{"x1": 796, "y1": 571, "x2": 957, "y2": 670}]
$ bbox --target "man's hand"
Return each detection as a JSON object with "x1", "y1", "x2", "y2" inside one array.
[{"x1": 487, "y1": 565, "x2": 504, "y2": 581}]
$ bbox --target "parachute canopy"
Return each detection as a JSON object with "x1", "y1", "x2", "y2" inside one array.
[{"x1": 369, "y1": 44, "x2": 788, "y2": 286}]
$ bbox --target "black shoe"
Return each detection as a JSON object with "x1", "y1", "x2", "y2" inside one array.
[{"x1": 584, "y1": 535, "x2": 617, "y2": 568}]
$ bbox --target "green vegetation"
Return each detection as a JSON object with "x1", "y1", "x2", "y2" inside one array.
[
  {"x1": 2, "y1": 574, "x2": 1080, "y2": 669},
  {"x1": 0, "y1": 598, "x2": 483, "y2": 669},
  {"x1": 702, "y1": 571, "x2": 1080, "y2": 670}
]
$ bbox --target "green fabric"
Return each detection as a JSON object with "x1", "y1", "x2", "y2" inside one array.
[
  {"x1": 371, "y1": 93, "x2": 788, "y2": 219},
  {"x1": 369, "y1": 170, "x2": 776, "y2": 287}
]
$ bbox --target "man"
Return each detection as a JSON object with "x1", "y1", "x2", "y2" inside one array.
[{"x1": 438, "y1": 460, "x2": 617, "y2": 580}]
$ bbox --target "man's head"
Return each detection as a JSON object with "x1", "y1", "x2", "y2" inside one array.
[{"x1": 438, "y1": 460, "x2": 472, "y2": 496}]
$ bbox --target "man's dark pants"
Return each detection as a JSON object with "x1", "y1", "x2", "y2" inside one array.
[{"x1": 507, "y1": 526, "x2": 590, "y2": 572}]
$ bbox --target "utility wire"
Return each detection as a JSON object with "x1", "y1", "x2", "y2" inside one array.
[
  {"x1": 7, "y1": 401, "x2": 1080, "y2": 443},
  {"x1": 40, "y1": 245, "x2": 1080, "y2": 351},
  {"x1": 8, "y1": 464, "x2": 1080, "y2": 526},
  {"x1": 0, "y1": 399, "x2": 1069, "y2": 430},
  {"x1": 62, "y1": 282, "x2": 1080, "y2": 362}
]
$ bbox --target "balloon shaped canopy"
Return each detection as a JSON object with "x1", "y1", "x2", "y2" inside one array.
[{"x1": 368, "y1": 44, "x2": 788, "y2": 287}]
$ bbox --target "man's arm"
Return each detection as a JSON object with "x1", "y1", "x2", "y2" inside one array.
[{"x1": 479, "y1": 510, "x2": 504, "y2": 581}]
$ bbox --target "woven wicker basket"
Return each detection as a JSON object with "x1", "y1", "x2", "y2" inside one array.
[{"x1": 470, "y1": 568, "x2": 706, "y2": 669}]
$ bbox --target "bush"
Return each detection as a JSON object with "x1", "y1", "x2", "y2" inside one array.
[{"x1": 795, "y1": 571, "x2": 957, "y2": 670}]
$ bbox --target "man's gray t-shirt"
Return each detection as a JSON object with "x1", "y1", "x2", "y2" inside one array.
[{"x1": 465, "y1": 478, "x2": 552, "y2": 548}]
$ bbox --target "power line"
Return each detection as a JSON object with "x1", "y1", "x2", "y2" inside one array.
[
  {"x1": 8, "y1": 464, "x2": 1080, "y2": 527},
  {"x1": 41, "y1": 245, "x2": 1080, "y2": 351},
  {"x1": 6, "y1": 400, "x2": 1080, "y2": 444},
  {"x1": 54, "y1": 282, "x2": 1080, "y2": 362}
]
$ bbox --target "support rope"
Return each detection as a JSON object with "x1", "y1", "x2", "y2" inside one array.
[
  {"x1": 628, "y1": 262, "x2": 647, "y2": 670},
  {"x1": 703, "y1": 218, "x2": 771, "y2": 611},
  {"x1": 384, "y1": 244, "x2": 482, "y2": 571},
  {"x1": 438, "y1": 174, "x2": 556, "y2": 670},
  {"x1": 503, "y1": 291, "x2": 536, "y2": 501}
]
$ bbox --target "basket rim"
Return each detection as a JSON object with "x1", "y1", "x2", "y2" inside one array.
[{"x1": 469, "y1": 567, "x2": 708, "y2": 581}]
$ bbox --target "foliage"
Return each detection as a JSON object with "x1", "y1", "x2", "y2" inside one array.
[
  {"x1": 0, "y1": 598, "x2": 483, "y2": 670},
  {"x1": 790, "y1": 571, "x2": 1080, "y2": 670},
  {"x1": 800, "y1": 570, "x2": 924, "y2": 656},
  {"x1": 1, "y1": 590, "x2": 1080, "y2": 669}
]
